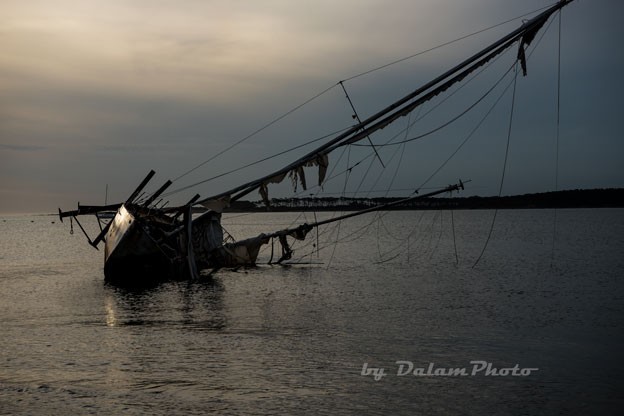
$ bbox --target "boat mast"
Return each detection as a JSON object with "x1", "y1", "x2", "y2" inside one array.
[{"x1": 197, "y1": 0, "x2": 574, "y2": 205}]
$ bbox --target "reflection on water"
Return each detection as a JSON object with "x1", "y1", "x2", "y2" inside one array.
[
  {"x1": 103, "y1": 279, "x2": 226, "y2": 330},
  {"x1": 105, "y1": 296, "x2": 117, "y2": 327}
]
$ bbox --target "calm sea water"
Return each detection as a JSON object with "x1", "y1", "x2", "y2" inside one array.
[{"x1": 1, "y1": 209, "x2": 623, "y2": 415}]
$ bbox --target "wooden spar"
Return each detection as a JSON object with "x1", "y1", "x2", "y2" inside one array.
[
  {"x1": 197, "y1": 0, "x2": 574, "y2": 205},
  {"x1": 142, "y1": 180, "x2": 172, "y2": 207},
  {"x1": 60, "y1": 171, "x2": 159, "y2": 248},
  {"x1": 71, "y1": 215, "x2": 97, "y2": 249},
  {"x1": 172, "y1": 194, "x2": 201, "y2": 221},
  {"x1": 126, "y1": 170, "x2": 156, "y2": 204},
  {"x1": 265, "y1": 180, "x2": 467, "y2": 240},
  {"x1": 90, "y1": 218, "x2": 113, "y2": 248},
  {"x1": 339, "y1": 80, "x2": 385, "y2": 168},
  {"x1": 183, "y1": 205, "x2": 199, "y2": 279},
  {"x1": 59, "y1": 170, "x2": 162, "y2": 221},
  {"x1": 186, "y1": 193, "x2": 201, "y2": 206},
  {"x1": 59, "y1": 204, "x2": 122, "y2": 221},
  {"x1": 313, "y1": 181, "x2": 465, "y2": 227}
]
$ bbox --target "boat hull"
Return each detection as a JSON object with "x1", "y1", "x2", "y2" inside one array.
[
  {"x1": 102, "y1": 204, "x2": 267, "y2": 283},
  {"x1": 104, "y1": 205, "x2": 179, "y2": 283}
]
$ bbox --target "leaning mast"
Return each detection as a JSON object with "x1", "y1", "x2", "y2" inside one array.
[{"x1": 196, "y1": 0, "x2": 574, "y2": 206}]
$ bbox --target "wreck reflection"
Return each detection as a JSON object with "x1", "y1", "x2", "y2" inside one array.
[
  {"x1": 105, "y1": 296, "x2": 118, "y2": 327},
  {"x1": 103, "y1": 278, "x2": 226, "y2": 330}
]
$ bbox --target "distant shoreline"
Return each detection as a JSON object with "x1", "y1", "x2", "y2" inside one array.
[
  {"x1": 223, "y1": 188, "x2": 624, "y2": 212},
  {"x1": 3, "y1": 188, "x2": 622, "y2": 216}
]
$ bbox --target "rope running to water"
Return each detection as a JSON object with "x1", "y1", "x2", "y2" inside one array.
[
  {"x1": 550, "y1": 10, "x2": 563, "y2": 268},
  {"x1": 472, "y1": 62, "x2": 519, "y2": 268}
]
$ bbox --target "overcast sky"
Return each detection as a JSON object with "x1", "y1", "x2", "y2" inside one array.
[{"x1": 1, "y1": 0, "x2": 622, "y2": 213}]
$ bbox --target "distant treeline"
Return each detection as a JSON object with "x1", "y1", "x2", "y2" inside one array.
[{"x1": 223, "y1": 188, "x2": 624, "y2": 212}]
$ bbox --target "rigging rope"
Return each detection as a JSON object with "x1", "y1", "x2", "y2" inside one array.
[
  {"x1": 359, "y1": 61, "x2": 518, "y2": 262},
  {"x1": 341, "y1": 4, "x2": 554, "y2": 83},
  {"x1": 373, "y1": 113, "x2": 413, "y2": 260},
  {"x1": 550, "y1": 10, "x2": 563, "y2": 268},
  {"x1": 351, "y1": 62, "x2": 515, "y2": 148},
  {"x1": 339, "y1": 81, "x2": 385, "y2": 167},
  {"x1": 417, "y1": 71, "x2": 516, "y2": 191},
  {"x1": 326, "y1": 133, "x2": 355, "y2": 268},
  {"x1": 468, "y1": 10, "x2": 559, "y2": 268},
  {"x1": 307, "y1": 47, "x2": 513, "y2": 203},
  {"x1": 171, "y1": 84, "x2": 338, "y2": 184},
  {"x1": 292, "y1": 191, "x2": 433, "y2": 262},
  {"x1": 164, "y1": 126, "x2": 350, "y2": 197},
  {"x1": 429, "y1": 211, "x2": 444, "y2": 260},
  {"x1": 451, "y1": 209, "x2": 459, "y2": 265},
  {"x1": 273, "y1": 142, "x2": 354, "y2": 260},
  {"x1": 472, "y1": 62, "x2": 520, "y2": 268}
]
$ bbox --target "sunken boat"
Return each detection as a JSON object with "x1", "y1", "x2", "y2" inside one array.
[{"x1": 59, "y1": 1, "x2": 575, "y2": 284}]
